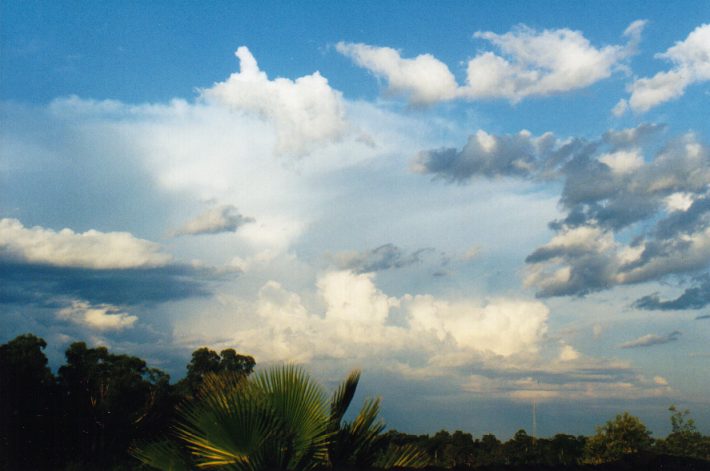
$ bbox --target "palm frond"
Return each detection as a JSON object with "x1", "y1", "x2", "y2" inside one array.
[
  {"x1": 376, "y1": 443, "x2": 431, "y2": 469},
  {"x1": 329, "y1": 369, "x2": 361, "y2": 428},
  {"x1": 130, "y1": 439, "x2": 192, "y2": 471}
]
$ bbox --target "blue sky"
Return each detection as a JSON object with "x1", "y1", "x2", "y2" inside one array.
[{"x1": 2, "y1": 1, "x2": 710, "y2": 438}]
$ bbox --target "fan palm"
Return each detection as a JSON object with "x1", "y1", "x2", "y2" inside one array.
[{"x1": 133, "y1": 366, "x2": 427, "y2": 470}]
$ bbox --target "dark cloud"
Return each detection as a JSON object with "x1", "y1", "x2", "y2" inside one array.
[
  {"x1": 634, "y1": 275, "x2": 710, "y2": 311},
  {"x1": 696, "y1": 314, "x2": 710, "y2": 320},
  {"x1": 620, "y1": 331, "x2": 681, "y2": 349},
  {"x1": 602, "y1": 123, "x2": 666, "y2": 149},
  {"x1": 410, "y1": 125, "x2": 710, "y2": 298},
  {"x1": 0, "y1": 261, "x2": 212, "y2": 308},
  {"x1": 333, "y1": 244, "x2": 431, "y2": 274},
  {"x1": 413, "y1": 130, "x2": 554, "y2": 182}
]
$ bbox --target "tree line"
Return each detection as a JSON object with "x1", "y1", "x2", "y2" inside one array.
[{"x1": 1, "y1": 333, "x2": 709, "y2": 470}]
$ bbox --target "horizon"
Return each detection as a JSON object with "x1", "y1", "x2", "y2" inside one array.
[{"x1": 1, "y1": 1, "x2": 709, "y2": 439}]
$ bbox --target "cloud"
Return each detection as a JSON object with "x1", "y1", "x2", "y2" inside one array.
[
  {"x1": 335, "y1": 42, "x2": 458, "y2": 104},
  {"x1": 634, "y1": 275, "x2": 710, "y2": 311},
  {"x1": 620, "y1": 331, "x2": 681, "y2": 349},
  {"x1": 332, "y1": 243, "x2": 430, "y2": 273},
  {"x1": 179, "y1": 270, "x2": 550, "y2": 367},
  {"x1": 415, "y1": 125, "x2": 710, "y2": 298},
  {"x1": 201, "y1": 46, "x2": 348, "y2": 155},
  {"x1": 696, "y1": 314, "x2": 710, "y2": 320},
  {"x1": 413, "y1": 130, "x2": 557, "y2": 181},
  {"x1": 623, "y1": 24, "x2": 710, "y2": 113},
  {"x1": 0, "y1": 218, "x2": 172, "y2": 269},
  {"x1": 0, "y1": 261, "x2": 210, "y2": 307},
  {"x1": 462, "y1": 362, "x2": 671, "y2": 402},
  {"x1": 173, "y1": 204, "x2": 254, "y2": 236},
  {"x1": 56, "y1": 299, "x2": 137, "y2": 331},
  {"x1": 338, "y1": 22, "x2": 644, "y2": 105},
  {"x1": 463, "y1": 21, "x2": 645, "y2": 102}
]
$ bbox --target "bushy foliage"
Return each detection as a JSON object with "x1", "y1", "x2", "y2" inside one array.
[{"x1": 584, "y1": 412, "x2": 653, "y2": 463}]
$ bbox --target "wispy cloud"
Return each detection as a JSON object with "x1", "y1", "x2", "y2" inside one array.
[
  {"x1": 331, "y1": 243, "x2": 431, "y2": 273},
  {"x1": 620, "y1": 331, "x2": 682, "y2": 349}
]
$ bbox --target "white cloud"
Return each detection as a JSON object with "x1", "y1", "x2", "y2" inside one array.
[
  {"x1": 173, "y1": 204, "x2": 254, "y2": 236},
  {"x1": 405, "y1": 294, "x2": 549, "y2": 358},
  {"x1": 338, "y1": 22, "x2": 643, "y2": 105},
  {"x1": 559, "y1": 343, "x2": 581, "y2": 361},
  {"x1": 57, "y1": 300, "x2": 138, "y2": 331},
  {"x1": 201, "y1": 46, "x2": 348, "y2": 155},
  {"x1": 178, "y1": 270, "x2": 550, "y2": 372},
  {"x1": 0, "y1": 218, "x2": 172, "y2": 269},
  {"x1": 624, "y1": 24, "x2": 710, "y2": 113},
  {"x1": 599, "y1": 149, "x2": 645, "y2": 174},
  {"x1": 335, "y1": 42, "x2": 458, "y2": 104},
  {"x1": 463, "y1": 22, "x2": 643, "y2": 102}
]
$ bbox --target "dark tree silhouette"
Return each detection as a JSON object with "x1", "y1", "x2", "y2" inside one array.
[{"x1": 0, "y1": 334, "x2": 59, "y2": 469}]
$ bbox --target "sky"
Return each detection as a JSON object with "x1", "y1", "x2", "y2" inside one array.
[{"x1": 1, "y1": 1, "x2": 710, "y2": 438}]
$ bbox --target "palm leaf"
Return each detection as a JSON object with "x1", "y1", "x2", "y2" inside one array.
[
  {"x1": 376, "y1": 443, "x2": 430, "y2": 468},
  {"x1": 130, "y1": 439, "x2": 192, "y2": 471},
  {"x1": 329, "y1": 369, "x2": 360, "y2": 429},
  {"x1": 251, "y1": 364, "x2": 330, "y2": 470}
]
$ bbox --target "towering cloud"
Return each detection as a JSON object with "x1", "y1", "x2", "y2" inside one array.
[{"x1": 202, "y1": 46, "x2": 348, "y2": 154}]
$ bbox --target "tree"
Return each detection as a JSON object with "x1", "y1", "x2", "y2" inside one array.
[
  {"x1": 133, "y1": 366, "x2": 428, "y2": 470},
  {"x1": 58, "y1": 342, "x2": 176, "y2": 467},
  {"x1": 584, "y1": 412, "x2": 653, "y2": 463},
  {"x1": 503, "y1": 429, "x2": 542, "y2": 464},
  {"x1": 655, "y1": 405, "x2": 710, "y2": 460},
  {"x1": 0, "y1": 334, "x2": 58, "y2": 469},
  {"x1": 178, "y1": 346, "x2": 255, "y2": 397}
]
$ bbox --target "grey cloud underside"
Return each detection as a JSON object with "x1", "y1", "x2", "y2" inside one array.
[
  {"x1": 334, "y1": 243, "x2": 432, "y2": 273},
  {"x1": 634, "y1": 275, "x2": 710, "y2": 311},
  {"x1": 0, "y1": 261, "x2": 212, "y2": 308},
  {"x1": 696, "y1": 314, "x2": 710, "y2": 320},
  {"x1": 620, "y1": 331, "x2": 682, "y2": 349},
  {"x1": 417, "y1": 124, "x2": 710, "y2": 298}
]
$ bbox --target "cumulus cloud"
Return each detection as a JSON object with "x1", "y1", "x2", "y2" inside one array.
[
  {"x1": 416, "y1": 125, "x2": 710, "y2": 298},
  {"x1": 332, "y1": 243, "x2": 430, "y2": 273},
  {"x1": 335, "y1": 42, "x2": 458, "y2": 104},
  {"x1": 56, "y1": 299, "x2": 138, "y2": 331},
  {"x1": 405, "y1": 294, "x2": 549, "y2": 358},
  {"x1": 413, "y1": 129, "x2": 556, "y2": 181},
  {"x1": 0, "y1": 218, "x2": 172, "y2": 269},
  {"x1": 173, "y1": 204, "x2": 254, "y2": 236},
  {"x1": 463, "y1": 20, "x2": 645, "y2": 102},
  {"x1": 338, "y1": 22, "x2": 644, "y2": 105},
  {"x1": 201, "y1": 46, "x2": 348, "y2": 155},
  {"x1": 186, "y1": 270, "x2": 550, "y2": 367},
  {"x1": 620, "y1": 331, "x2": 682, "y2": 348},
  {"x1": 622, "y1": 24, "x2": 710, "y2": 113}
]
